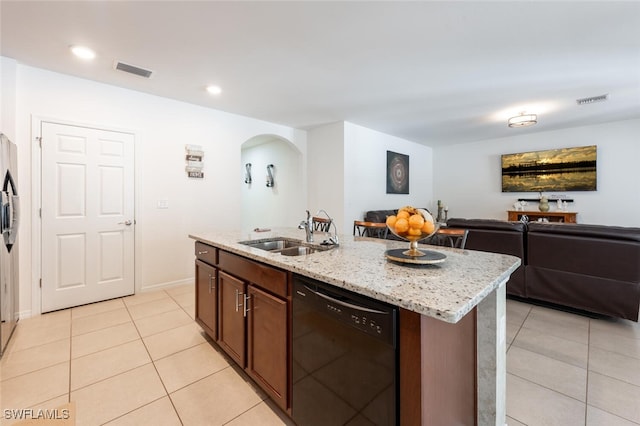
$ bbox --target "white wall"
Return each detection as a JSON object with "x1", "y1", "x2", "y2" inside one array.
[
  {"x1": 307, "y1": 121, "x2": 434, "y2": 235},
  {"x1": 241, "y1": 137, "x2": 304, "y2": 230},
  {"x1": 11, "y1": 63, "x2": 306, "y2": 317},
  {"x1": 0, "y1": 56, "x2": 17, "y2": 140},
  {"x1": 433, "y1": 119, "x2": 640, "y2": 226},
  {"x1": 307, "y1": 122, "x2": 345, "y2": 232},
  {"x1": 344, "y1": 122, "x2": 434, "y2": 228}
]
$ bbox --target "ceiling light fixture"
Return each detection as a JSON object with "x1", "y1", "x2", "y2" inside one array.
[
  {"x1": 206, "y1": 85, "x2": 222, "y2": 95},
  {"x1": 70, "y1": 45, "x2": 96, "y2": 60},
  {"x1": 508, "y1": 112, "x2": 537, "y2": 128}
]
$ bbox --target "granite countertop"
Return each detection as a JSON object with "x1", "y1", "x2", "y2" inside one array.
[{"x1": 189, "y1": 228, "x2": 520, "y2": 323}]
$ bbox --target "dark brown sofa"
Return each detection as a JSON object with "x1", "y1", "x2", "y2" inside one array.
[
  {"x1": 364, "y1": 210, "x2": 397, "y2": 223},
  {"x1": 445, "y1": 218, "x2": 640, "y2": 321},
  {"x1": 445, "y1": 218, "x2": 527, "y2": 297},
  {"x1": 526, "y1": 222, "x2": 640, "y2": 321}
]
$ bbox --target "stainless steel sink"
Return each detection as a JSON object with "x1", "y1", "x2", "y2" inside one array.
[
  {"x1": 240, "y1": 238, "x2": 302, "y2": 251},
  {"x1": 279, "y1": 246, "x2": 326, "y2": 256},
  {"x1": 238, "y1": 237, "x2": 333, "y2": 256}
]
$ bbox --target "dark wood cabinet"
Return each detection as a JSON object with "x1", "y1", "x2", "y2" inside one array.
[
  {"x1": 247, "y1": 285, "x2": 288, "y2": 410},
  {"x1": 195, "y1": 259, "x2": 217, "y2": 339},
  {"x1": 218, "y1": 270, "x2": 247, "y2": 367},
  {"x1": 194, "y1": 242, "x2": 291, "y2": 412}
]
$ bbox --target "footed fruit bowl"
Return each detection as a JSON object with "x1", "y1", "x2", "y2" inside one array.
[{"x1": 385, "y1": 206, "x2": 445, "y2": 264}]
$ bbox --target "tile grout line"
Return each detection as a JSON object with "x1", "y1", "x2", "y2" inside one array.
[
  {"x1": 584, "y1": 318, "x2": 591, "y2": 425},
  {"x1": 507, "y1": 370, "x2": 588, "y2": 406},
  {"x1": 584, "y1": 318, "x2": 640, "y2": 426},
  {"x1": 95, "y1": 396, "x2": 172, "y2": 426},
  {"x1": 221, "y1": 400, "x2": 265, "y2": 425},
  {"x1": 126, "y1": 288, "x2": 185, "y2": 426},
  {"x1": 68, "y1": 305, "x2": 74, "y2": 406},
  {"x1": 506, "y1": 305, "x2": 532, "y2": 353}
]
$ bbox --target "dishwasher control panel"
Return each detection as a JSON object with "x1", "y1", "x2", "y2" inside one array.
[{"x1": 294, "y1": 276, "x2": 397, "y2": 346}]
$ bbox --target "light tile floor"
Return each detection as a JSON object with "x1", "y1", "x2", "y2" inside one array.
[
  {"x1": 1, "y1": 285, "x2": 638, "y2": 425},
  {"x1": 0, "y1": 284, "x2": 293, "y2": 426},
  {"x1": 506, "y1": 298, "x2": 640, "y2": 426}
]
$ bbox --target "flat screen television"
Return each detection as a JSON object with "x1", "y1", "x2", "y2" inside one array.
[{"x1": 501, "y1": 145, "x2": 597, "y2": 192}]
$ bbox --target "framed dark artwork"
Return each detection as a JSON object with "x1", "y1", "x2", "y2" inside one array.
[
  {"x1": 386, "y1": 151, "x2": 409, "y2": 194},
  {"x1": 501, "y1": 145, "x2": 597, "y2": 192}
]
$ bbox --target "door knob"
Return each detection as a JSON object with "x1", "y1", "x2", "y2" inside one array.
[{"x1": 118, "y1": 220, "x2": 133, "y2": 226}]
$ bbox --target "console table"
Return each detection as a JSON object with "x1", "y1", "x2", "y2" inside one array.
[{"x1": 508, "y1": 210, "x2": 577, "y2": 223}]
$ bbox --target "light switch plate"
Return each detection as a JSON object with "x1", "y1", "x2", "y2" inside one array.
[{"x1": 157, "y1": 199, "x2": 169, "y2": 209}]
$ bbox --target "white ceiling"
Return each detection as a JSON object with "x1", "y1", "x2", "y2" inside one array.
[{"x1": 2, "y1": 1, "x2": 639, "y2": 147}]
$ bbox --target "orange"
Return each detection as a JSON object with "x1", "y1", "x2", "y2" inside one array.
[
  {"x1": 421, "y1": 220, "x2": 435, "y2": 235},
  {"x1": 386, "y1": 215, "x2": 397, "y2": 228},
  {"x1": 408, "y1": 227, "x2": 422, "y2": 237},
  {"x1": 397, "y1": 210, "x2": 410, "y2": 220},
  {"x1": 408, "y1": 214, "x2": 425, "y2": 229},
  {"x1": 399, "y1": 206, "x2": 415, "y2": 215},
  {"x1": 394, "y1": 218, "x2": 409, "y2": 234}
]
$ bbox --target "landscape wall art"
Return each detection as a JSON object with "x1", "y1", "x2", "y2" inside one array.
[{"x1": 501, "y1": 145, "x2": 597, "y2": 192}]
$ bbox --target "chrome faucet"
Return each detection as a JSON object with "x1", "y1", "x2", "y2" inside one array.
[{"x1": 299, "y1": 210, "x2": 313, "y2": 243}]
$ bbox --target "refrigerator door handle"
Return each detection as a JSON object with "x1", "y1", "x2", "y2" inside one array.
[
  {"x1": 0, "y1": 191, "x2": 8, "y2": 234},
  {"x1": 3, "y1": 169, "x2": 17, "y2": 195},
  {"x1": 2, "y1": 171, "x2": 19, "y2": 250},
  {"x1": 8, "y1": 195, "x2": 19, "y2": 246}
]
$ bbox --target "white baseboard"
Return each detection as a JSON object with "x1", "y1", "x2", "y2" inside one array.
[
  {"x1": 139, "y1": 277, "x2": 194, "y2": 293},
  {"x1": 18, "y1": 309, "x2": 33, "y2": 320}
]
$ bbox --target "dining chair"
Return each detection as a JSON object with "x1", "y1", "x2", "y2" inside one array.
[{"x1": 353, "y1": 220, "x2": 389, "y2": 239}]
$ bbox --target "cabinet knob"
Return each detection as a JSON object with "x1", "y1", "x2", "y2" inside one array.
[{"x1": 198, "y1": 250, "x2": 209, "y2": 255}]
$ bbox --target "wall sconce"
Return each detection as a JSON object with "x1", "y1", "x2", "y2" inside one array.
[
  {"x1": 266, "y1": 164, "x2": 275, "y2": 187},
  {"x1": 244, "y1": 163, "x2": 252, "y2": 184}
]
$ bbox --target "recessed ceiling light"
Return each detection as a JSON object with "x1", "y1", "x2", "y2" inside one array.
[
  {"x1": 70, "y1": 45, "x2": 96, "y2": 60},
  {"x1": 206, "y1": 85, "x2": 222, "y2": 95}
]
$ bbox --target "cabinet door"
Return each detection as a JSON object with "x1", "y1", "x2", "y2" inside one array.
[
  {"x1": 247, "y1": 285, "x2": 288, "y2": 410},
  {"x1": 195, "y1": 260, "x2": 217, "y2": 339},
  {"x1": 218, "y1": 271, "x2": 246, "y2": 366}
]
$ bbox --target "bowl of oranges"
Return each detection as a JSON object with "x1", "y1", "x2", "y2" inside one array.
[{"x1": 385, "y1": 206, "x2": 439, "y2": 257}]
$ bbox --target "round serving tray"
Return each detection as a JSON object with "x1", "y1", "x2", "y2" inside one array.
[{"x1": 385, "y1": 249, "x2": 446, "y2": 265}]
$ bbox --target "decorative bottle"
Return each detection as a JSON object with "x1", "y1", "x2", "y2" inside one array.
[
  {"x1": 436, "y1": 200, "x2": 444, "y2": 223},
  {"x1": 538, "y1": 195, "x2": 550, "y2": 212}
]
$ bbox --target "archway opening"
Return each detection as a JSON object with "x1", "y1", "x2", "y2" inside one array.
[{"x1": 240, "y1": 135, "x2": 304, "y2": 230}]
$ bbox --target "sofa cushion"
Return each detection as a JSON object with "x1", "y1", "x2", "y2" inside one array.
[
  {"x1": 526, "y1": 222, "x2": 640, "y2": 321},
  {"x1": 527, "y1": 223, "x2": 640, "y2": 284}
]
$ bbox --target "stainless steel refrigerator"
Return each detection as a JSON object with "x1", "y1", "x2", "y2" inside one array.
[{"x1": 0, "y1": 133, "x2": 19, "y2": 357}]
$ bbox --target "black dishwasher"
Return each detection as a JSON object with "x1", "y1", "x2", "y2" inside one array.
[{"x1": 292, "y1": 275, "x2": 398, "y2": 426}]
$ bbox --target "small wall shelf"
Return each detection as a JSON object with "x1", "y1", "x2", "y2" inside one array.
[{"x1": 517, "y1": 198, "x2": 574, "y2": 203}]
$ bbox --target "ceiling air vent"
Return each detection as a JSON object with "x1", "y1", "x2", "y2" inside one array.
[
  {"x1": 114, "y1": 61, "x2": 153, "y2": 78},
  {"x1": 576, "y1": 94, "x2": 608, "y2": 105}
]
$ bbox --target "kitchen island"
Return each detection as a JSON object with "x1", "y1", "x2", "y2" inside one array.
[{"x1": 190, "y1": 228, "x2": 520, "y2": 425}]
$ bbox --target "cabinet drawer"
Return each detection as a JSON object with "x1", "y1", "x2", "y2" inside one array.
[
  {"x1": 195, "y1": 242, "x2": 217, "y2": 265},
  {"x1": 219, "y1": 251, "x2": 287, "y2": 297}
]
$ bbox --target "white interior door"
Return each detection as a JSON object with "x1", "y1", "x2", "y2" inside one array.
[{"x1": 41, "y1": 122, "x2": 135, "y2": 312}]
